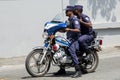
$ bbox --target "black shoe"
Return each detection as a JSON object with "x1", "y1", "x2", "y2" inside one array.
[
  {"x1": 54, "y1": 68, "x2": 66, "y2": 75},
  {"x1": 71, "y1": 65, "x2": 82, "y2": 78},
  {"x1": 71, "y1": 71, "x2": 82, "y2": 78},
  {"x1": 80, "y1": 66, "x2": 87, "y2": 74},
  {"x1": 81, "y1": 69, "x2": 88, "y2": 74}
]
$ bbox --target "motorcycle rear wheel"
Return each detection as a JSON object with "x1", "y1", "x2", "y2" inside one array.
[
  {"x1": 25, "y1": 49, "x2": 51, "y2": 77},
  {"x1": 82, "y1": 51, "x2": 99, "y2": 73}
]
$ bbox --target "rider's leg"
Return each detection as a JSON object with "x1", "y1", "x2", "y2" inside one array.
[
  {"x1": 54, "y1": 41, "x2": 79, "y2": 76},
  {"x1": 68, "y1": 41, "x2": 79, "y2": 64},
  {"x1": 68, "y1": 41, "x2": 82, "y2": 78},
  {"x1": 78, "y1": 34, "x2": 94, "y2": 54}
]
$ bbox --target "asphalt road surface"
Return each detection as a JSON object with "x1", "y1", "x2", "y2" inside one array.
[{"x1": 0, "y1": 47, "x2": 120, "y2": 80}]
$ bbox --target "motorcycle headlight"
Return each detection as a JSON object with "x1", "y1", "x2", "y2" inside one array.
[{"x1": 43, "y1": 32, "x2": 48, "y2": 39}]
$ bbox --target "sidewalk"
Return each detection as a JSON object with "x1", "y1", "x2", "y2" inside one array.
[{"x1": 0, "y1": 56, "x2": 26, "y2": 67}]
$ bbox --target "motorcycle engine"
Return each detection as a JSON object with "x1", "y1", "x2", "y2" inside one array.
[{"x1": 53, "y1": 47, "x2": 72, "y2": 64}]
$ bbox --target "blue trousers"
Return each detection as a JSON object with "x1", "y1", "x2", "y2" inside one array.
[
  {"x1": 68, "y1": 40, "x2": 79, "y2": 65},
  {"x1": 78, "y1": 34, "x2": 94, "y2": 51}
]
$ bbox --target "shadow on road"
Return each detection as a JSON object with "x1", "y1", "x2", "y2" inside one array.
[
  {"x1": 21, "y1": 76, "x2": 35, "y2": 79},
  {"x1": 21, "y1": 71, "x2": 89, "y2": 79}
]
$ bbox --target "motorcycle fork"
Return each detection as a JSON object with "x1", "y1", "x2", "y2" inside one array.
[
  {"x1": 39, "y1": 36, "x2": 54, "y2": 64},
  {"x1": 39, "y1": 43, "x2": 50, "y2": 64}
]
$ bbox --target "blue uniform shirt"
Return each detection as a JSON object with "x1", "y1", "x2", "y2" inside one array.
[
  {"x1": 80, "y1": 14, "x2": 94, "y2": 35},
  {"x1": 67, "y1": 16, "x2": 81, "y2": 42}
]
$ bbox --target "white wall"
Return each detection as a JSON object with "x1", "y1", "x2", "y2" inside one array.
[
  {"x1": 95, "y1": 28, "x2": 120, "y2": 47},
  {"x1": 0, "y1": 0, "x2": 120, "y2": 58},
  {"x1": 0, "y1": 0, "x2": 62, "y2": 57}
]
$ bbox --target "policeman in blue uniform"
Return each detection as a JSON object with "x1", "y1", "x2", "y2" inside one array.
[
  {"x1": 74, "y1": 5, "x2": 95, "y2": 54},
  {"x1": 54, "y1": 6, "x2": 82, "y2": 78}
]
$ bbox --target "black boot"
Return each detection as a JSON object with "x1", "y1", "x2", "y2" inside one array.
[
  {"x1": 71, "y1": 65, "x2": 82, "y2": 78},
  {"x1": 54, "y1": 68, "x2": 66, "y2": 75}
]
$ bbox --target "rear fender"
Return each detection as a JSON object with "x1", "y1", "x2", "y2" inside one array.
[{"x1": 91, "y1": 46, "x2": 102, "y2": 52}]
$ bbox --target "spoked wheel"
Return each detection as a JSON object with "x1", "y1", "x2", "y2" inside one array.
[
  {"x1": 82, "y1": 51, "x2": 99, "y2": 73},
  {"x1": 25, "y1": 49, "x2": 51, "y2": 77}
]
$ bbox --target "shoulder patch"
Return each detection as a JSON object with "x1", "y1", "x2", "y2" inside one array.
[
  {"x1": 85, "y1": 17, "x2": 90, "y2": 21},
  {"x1": 75, "y1": 21, "x2": 79, "y2": 24}
]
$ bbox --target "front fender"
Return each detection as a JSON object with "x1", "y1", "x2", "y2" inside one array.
[
  {"x1": 32, "y1": 46, "x2": 45, "y2": 54},
  {"x1": 33, "y1": 46, "x2": 52, "y2": 57},
  {"x1": 33, "y1": 46, "x2": 44, "y2": 50}
]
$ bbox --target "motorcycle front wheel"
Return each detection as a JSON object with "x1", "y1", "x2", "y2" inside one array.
[{"x1": 25, "y1": 49, "x2": 51, "y2": 77}]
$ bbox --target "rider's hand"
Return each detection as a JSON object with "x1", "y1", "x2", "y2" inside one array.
[
  {"x1": 80, "y1": 18, "x2": 83, "y2": 23},
  {"x1": 65, "y1": 28, "x2": 70, "y2": 32},
  {"x1": 59, "y1": 29, "x2": 66, "y2": 33}
]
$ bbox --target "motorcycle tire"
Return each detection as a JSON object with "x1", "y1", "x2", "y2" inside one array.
[{"x1": 25, "y1": 49, "x2": 51, "y2": 77}]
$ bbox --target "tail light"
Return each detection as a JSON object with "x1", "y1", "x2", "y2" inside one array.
[
  {"x1": 99, "y1": 39, "x2": 103, "y2": 45},
  {"x1": 52, "y1": 44, "x2": 59, "y2": 51}
]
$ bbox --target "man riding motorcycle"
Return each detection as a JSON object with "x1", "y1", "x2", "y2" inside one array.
[
  {"x1": 74, "y1": 5, "x2": 95, "y2": 55},
  {"x1": 54, "y1": 6, "x2": 82, "y2": 78},
  {"x1": 25, "y1": 5, "x2": 101, "y2": 78}
]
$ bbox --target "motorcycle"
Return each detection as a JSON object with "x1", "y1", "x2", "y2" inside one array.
[{"x1": 25, "y1": 14, "x2": 102, "y2": 77}]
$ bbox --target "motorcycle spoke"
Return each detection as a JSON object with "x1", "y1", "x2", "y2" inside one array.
[
  {"x1": 37, "y1": 65, "x2": 41, "y2": 73},
  {"x1": 32, "y1": 56, "x2": 37, "y2": 62},
  {"x1": 29, "y1": 63, "x2": 37, "y2": 68},
  {"x1": 37, "y1": 64, "x2": 45, "y2": 73}
]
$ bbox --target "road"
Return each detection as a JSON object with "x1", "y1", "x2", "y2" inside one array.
[{"x1": 0, "y1": 47, "x2": 120, "y2": 80}]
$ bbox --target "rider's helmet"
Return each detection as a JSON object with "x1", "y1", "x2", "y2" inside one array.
[
  {"x1": 65, "y1": 5, "x2": 74, "y2": 12},
  {"x1": 65, "y1": 6, "x2": 74, "y2": 16},
  {"x1": 74, "y1": 5, "x2": 83, "y2": 13}
]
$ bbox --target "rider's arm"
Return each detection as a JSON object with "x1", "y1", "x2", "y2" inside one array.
[
  {"x1": 65, "y1": 28, "x2": 80, "y2": 32},
  {"x1": 80, "y1": 16, "x2": 92, "y2": 28},
  {"x1": 59, "y1": 29, "x2": 66, "y2": 33},
  {"x1": 67, "y1": 19, "x2": 81, "y2": 33},
  {"x1": 80, "y1": 20, "x2": 92, "y2": 28}
]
